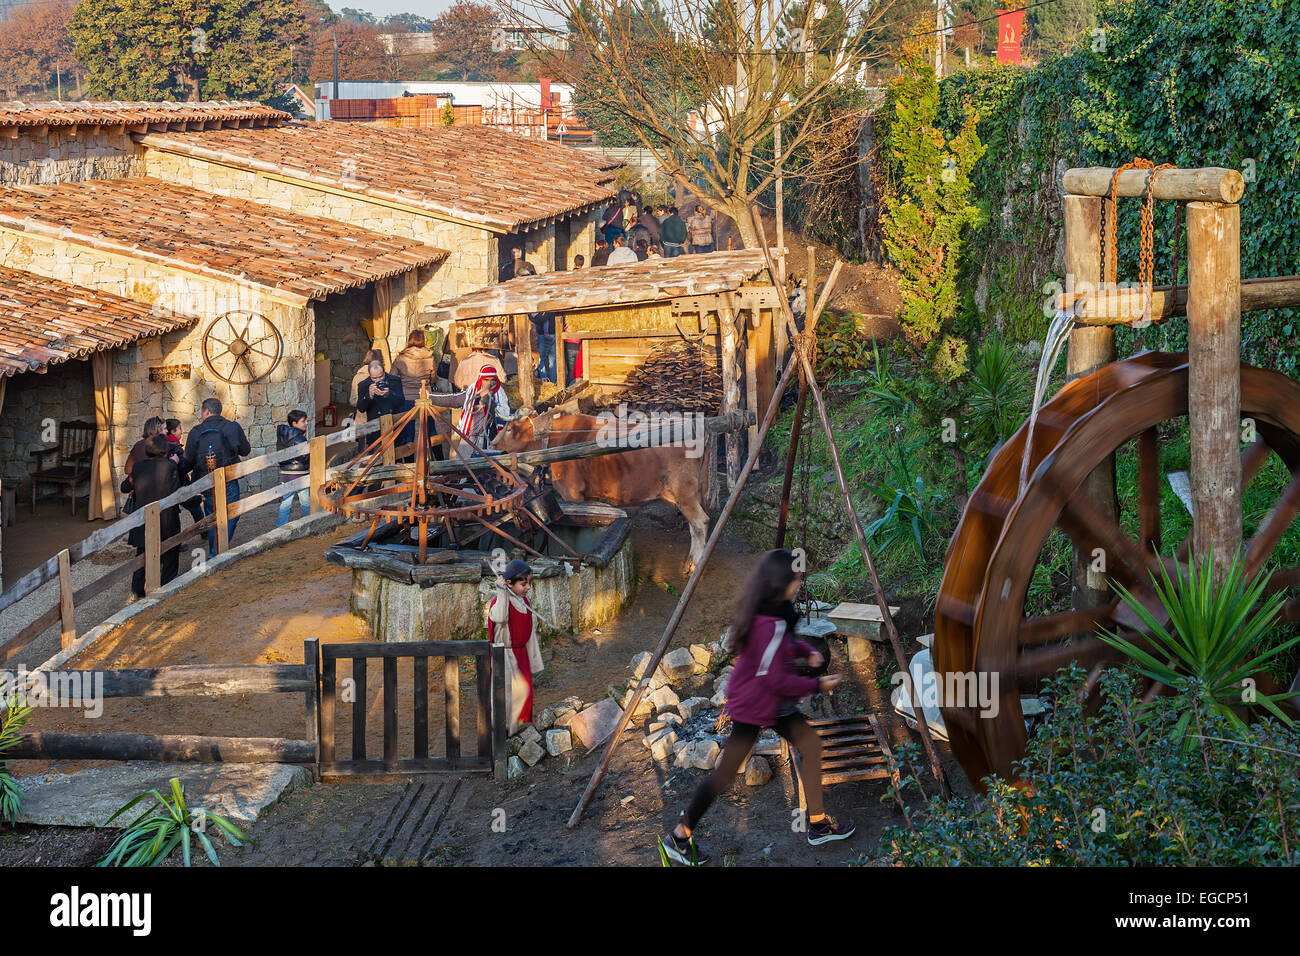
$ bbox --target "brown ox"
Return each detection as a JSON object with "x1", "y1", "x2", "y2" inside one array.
[{"x1": 493, "y1": 411, "x2": 710, "y2": 572}]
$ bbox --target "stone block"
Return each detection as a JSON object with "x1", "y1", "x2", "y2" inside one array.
[
  {"x1": 545, "y1": 729, "x2": 572, "y2": 756},
  {"x1": 566, "y1": 698, "x2": 624, "y2": 750},
  {"x1": 688, "y1": 644, "x2": 712, "y2": 672},
  {"x1": 518, "y1": 740, "x2": 545, "y2": 767},
  {"x1": 678, "y1": 696, "x2": 711, "y2": 721},
  {"x1": 507, "y1": 756, "x2": 526, "y2": 780},
  {"x1": 645, "y1": 729, "x2": 677, "y2": 761},
  {"x1": 661, "y1": 647, "x2": 696, "y2": 683},
  {"x1": 648, "y1": 685, "x2": 679, "y2": 715},
  {"x1": 744, "y1": 756, "x2": 772, "y2": 786},
  {"x1": 519, "y1": 725, "x2": 542, "y2": 746}
]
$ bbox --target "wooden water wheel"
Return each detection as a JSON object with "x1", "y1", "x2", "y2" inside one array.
[{"x1": 934, "y1": 351, "x2": 1300, "y2": 786}]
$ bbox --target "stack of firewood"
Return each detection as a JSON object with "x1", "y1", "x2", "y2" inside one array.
[{"x1": 603, "y1": 340, "x2": 722, "y2": 413}]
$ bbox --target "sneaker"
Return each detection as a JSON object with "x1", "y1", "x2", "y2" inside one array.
[
  {"x1": 659, "y1": 832, "x2": 709, "y2": 866},
  {"x1": 807, "y1": 815, "x2": 856, "y2": 846}
]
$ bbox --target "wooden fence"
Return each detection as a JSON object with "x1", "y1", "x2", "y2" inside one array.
[
  {"x1": 0, "y1": 416, "x2": 393, "y2": 664},
  {"x1": 10, "y1": 638, "x2": 511, "y2": 782},
  {"x1": 319, "y1": 640, "x2": 507, "y2": 782}
]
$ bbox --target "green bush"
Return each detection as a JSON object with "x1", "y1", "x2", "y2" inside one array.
[
  {"x1": 883, "y1": 666, "x2": 1300, "y2": 865},
  {"x1": 97, "y1": 777, "x2": 247, "y2": 867},
  {"x1": 0, "y1": 698, "x2": 33, "y2": 826}
]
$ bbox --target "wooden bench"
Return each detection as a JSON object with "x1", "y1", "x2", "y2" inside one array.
[{"x1": 29, "y1": 420, "x2": 95, "y2": 515}]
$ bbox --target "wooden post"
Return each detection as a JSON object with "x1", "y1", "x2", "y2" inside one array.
[
  {"x1": 744, "y1": 313, "x2": 759, "y2": 458},
  {"x1": 513, "y1": 313, "x2": 535, "y2": 409},
  {"x1": 1186, "y1": 200, "x2": 1242, "y2": 578},
  {"x1": 556, "y1": 314, "x2": 568, "y2": 388},
  {"x1": 380, "y1": 414, "x2": 395, "y2": 466},
  {"x1": 57, "y1": 548, "x2": 75, "y2": 647},
  {"x1": 308, "y1": 435, "x2": 326, "y2": 513},
  {"x1": 144, "y1": 501, "x2": 161, "y2": 594},
  {"x1": 304, "y1": 638, "x2": 321, "y2": 767},
  {"x1": 1064, "y1": 194, "x2": 1117, "y2": 609},
  {"x1": 719, "y1": 299, "x2": 741, "y2": 489},
  {"x1": 491, "y1": 644, "x2": 507, "y2": 781},
  {"x1": 213, "y1": 466, "x2": 229, "y2": 555}
]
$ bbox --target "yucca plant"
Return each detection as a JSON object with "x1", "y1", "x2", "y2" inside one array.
[
  {"x1": 1101, "y1": 552, "x2": 1299, "y2": 740},
  {"x1": 0, "y1": 697, "x2": 34, "y2": 825},
  {"x1": 966, "y1": 335, "x2": 1030, "y2": 449},
  {"x1": 96, "y1": 777, "x2": 247, "y2": 867}
]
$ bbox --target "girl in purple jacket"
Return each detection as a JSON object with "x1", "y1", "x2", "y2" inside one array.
[{"x1": 661, "y1": 549, "x2": 854, "y2": 865}]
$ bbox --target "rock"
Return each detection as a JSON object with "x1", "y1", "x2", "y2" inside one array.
[
  {"x1": 534, "y1": 707, "x2": 557, "y2": 732},
  {"x1": 688, "y1": 644, "x2": 712, "y2": 672},
  {"x1": 519, "y1": 725, "x2": 542, "y2": 746},
  {"x1": 744, "y1": 756, "x2": 773, "y2": 786},
  {"x1": 678, "y1": 696, "x2": 711, "y2": 721},
  {"x1": 680, "y1": 739, "x2": 721, "y2": 771},
  {"x1": 507, "y1": 756, "x2": 526, "y2": 780},
  {"x1": 555, "y1": 710, "x2": 579, "y2": 729},
  {"x1": 649, "y1": 713, "x2": 682, "y2": 732},
  {"x1": 630, "y1": 695, "x2": 655, "y2": 720},
  {"x1": 507, "y1": 736, "x2": 523, "y2": 757},
  {"x1": 630, "y1": 651, "x2": 653, "y2": 679},
  {"x1": 561, "y1": 696, "x2": 584, "y2": 710},
  {"x1": 518, "y1": 740, "x2": 546, "y2": 767},
  {"x1": 661, "y1": 647, "x2": 696, "y2": 683},
  {"x1": 795, "y1": 616, "x2": 838, "y2": 640},
  {"x1": 620, "y1": 795, "x2": 635, "y2": 806},
  {"x1": 644, "y1": 729, "x2": 677, "y2": 760},
  {"x1": 648, "y1": 685, "x2": 680, "y2": 715},
  {"x1": 846, "y1": 635, "x2": 875, "y2": 666},
  {"x1": 710, "y1": 687, "x2": 727, "y2": 707},
  {"x1": 566, "y1": 698, "x2": 625, "y2": 750},
  {"x1": 672, "y1": 739, "x2": 691, "y2": 759},
  {"x1": 545, "y1": 729, "x2": 573, "y2": 756}
]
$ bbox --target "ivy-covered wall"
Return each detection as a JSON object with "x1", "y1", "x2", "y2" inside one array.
[{"x1": 933, "y1": 0, "x2": 1300, "y2": 373}]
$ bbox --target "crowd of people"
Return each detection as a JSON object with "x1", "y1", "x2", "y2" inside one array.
[{"x1": 597, "y1": 196, "x2": 720, "y2": 261}]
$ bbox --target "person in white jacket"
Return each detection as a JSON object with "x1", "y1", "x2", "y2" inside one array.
[{"x1": 486, "y1": 559, "x2": 545, "y2": 733}]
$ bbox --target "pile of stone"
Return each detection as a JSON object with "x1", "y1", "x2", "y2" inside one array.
[
  {"x1": 623, "y1": 640, "x2": 776, "y2": 788},
  {"x1": 505, "y1": 694, "x2": 626, "y2": 780}
]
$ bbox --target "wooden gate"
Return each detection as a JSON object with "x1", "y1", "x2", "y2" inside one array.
[{"x1": 317, "y1": 640, "x2": 507, "y2": 781}]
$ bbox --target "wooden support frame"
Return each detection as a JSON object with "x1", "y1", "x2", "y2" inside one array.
[{"x1": 213, "y1": 466, "x2": 229, "y2": 555}]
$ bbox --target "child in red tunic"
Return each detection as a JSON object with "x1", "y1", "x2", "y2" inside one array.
[{"x1": 486, "y1": 559, "x2": 544, "y2": 733}]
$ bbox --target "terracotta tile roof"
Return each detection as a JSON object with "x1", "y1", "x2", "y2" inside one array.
[
  {"x1": 0, "y1": 178, "x2": 448, "y2": 303},
  {"x1": 0, "y1": 266, "x2": 196, "y2": 377},
  {"x1": 0, "y1": 100, "x2": 288, "y2": 128},
  {"x1": 423, "y1": 249, "x2": 773, "y2": 321},
  {"x1": 136, "y1": 122, "x2": 622, "y2": 233}
]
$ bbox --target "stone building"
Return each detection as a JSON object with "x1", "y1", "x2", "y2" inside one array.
[
  {"x1": 134, "y1": 121, "x2": 620, "y2": 310},
  {"x1": 0, "y1": 175, "x2": 445, "y2": 509}
]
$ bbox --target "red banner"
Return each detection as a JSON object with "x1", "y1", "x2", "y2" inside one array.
[{"x1": 996, "y1": 9, "x2": 1025, "y2": 64}]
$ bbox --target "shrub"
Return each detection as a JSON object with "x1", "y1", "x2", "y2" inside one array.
[
  {"x1": 0, "y1": 698, "x2": 33, "y2": 826},
  {"x1": 883, "y1": 667, "x2": 1300, "y2": 865},
  {"x1": 97, "y1": 777, "x2": 247, "y2": 867}
]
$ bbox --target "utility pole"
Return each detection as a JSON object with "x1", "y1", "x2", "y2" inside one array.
[
  {"x1": 935, "y1": 0, "x2": 945, "y2": 79},
  {"x1": 333, "y1": 27, "x2": 340, "y2": 100},
  {"x1": 55, "y1": 62, "x2": 61, "y2": 100}
]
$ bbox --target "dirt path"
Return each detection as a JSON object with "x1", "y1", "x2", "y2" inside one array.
[{"x1": 2, "y1": 503, "x2": 969, "y2": 866}]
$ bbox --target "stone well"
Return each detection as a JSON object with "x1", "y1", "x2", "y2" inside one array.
[{"x1": 325, "y1": 505, "x2": 636, "y2": 642}]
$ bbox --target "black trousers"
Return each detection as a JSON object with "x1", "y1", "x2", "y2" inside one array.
[
  {"x1": 684, "y1": 711, "x2": 823, "y2": 830},
  {"x1": 131, "y1": 544, "x2": 180, "y2": 598}
]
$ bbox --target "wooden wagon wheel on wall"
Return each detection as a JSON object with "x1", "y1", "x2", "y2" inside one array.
[
  {"x1": 201, "y1": 310, "x2": 283, "y2": 385},
  {"x1": 935, "y1": 352, "x2": 1300, "y2": 787}
]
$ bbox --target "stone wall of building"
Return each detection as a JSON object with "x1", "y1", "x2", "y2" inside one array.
[
  {"x1": 0, "y1": 126, "x2": 143, "y2": 185},
  {"x1": 0, "y1": 359, "x2": 95, "y2": 489},
  {"x1": 0, "y1": 227, "x2": 314, "y2": 491}
]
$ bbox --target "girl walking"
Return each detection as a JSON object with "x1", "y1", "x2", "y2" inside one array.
[
  {"x1": 486, "y1": 559, "x2": 545, "y2": 734},
  {"x1": 661, "y1": 549, "x2": 854, "y2": 865}
]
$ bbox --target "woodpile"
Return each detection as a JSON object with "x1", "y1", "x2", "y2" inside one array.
[{"x1": 597, "y1": 339, "x2": 722, "y2": 413}]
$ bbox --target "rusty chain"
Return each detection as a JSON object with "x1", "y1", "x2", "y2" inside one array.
[{"x1": 1099, "y1": 158, "x2": 1176, "y2": 328}]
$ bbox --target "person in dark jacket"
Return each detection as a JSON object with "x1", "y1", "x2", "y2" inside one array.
[
  {"x1": 530, "y1": 311, "x2": 557, "y2": 383},
  {"x1": 355, "y1": 358, "x2": 405, "y2": 419},
  {"x1": 659, "y1": 206, "x2": 687, "y2": 257},
  {"x1": 165, "y1": 418, "x2": 204, "y2": 523},
  {"x1": 121, "y1": 434, "x2": 180, "y2": 598},
  {"x1": 275, "y1": 410, "x2": 310, "y2": 528},
  {"x1": 660, "y1": 549, "x2": 854, "y2": 866},
  {"x1": 182, "y1": 397, "x2": 251, "y2": 558},
  {"x1": 124, "y1": 417, "x2": 165, "y2": 481},
  {"x1": 591, "y1": 238, "x2": 611, "y2": 267}
]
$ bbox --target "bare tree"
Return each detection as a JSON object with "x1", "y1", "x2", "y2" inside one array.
[{"x1": 508, "y1": 0, "x2": 901, "y2": 247}]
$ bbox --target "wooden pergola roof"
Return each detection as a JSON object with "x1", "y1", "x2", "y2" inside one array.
[
  {"x1": 0, "y1": 266, "x2": 197, "y2": 377},
  {"x1": 422, "y1": 249, "x2": 774, "y2": 322}
]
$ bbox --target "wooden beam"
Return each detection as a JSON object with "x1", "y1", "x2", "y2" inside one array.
[
  {"x1": 1068, "y1": 275, "x2": 1300, "y2": 324},
  {"x1": 513, "y1": 314, "x2": 535, "y2": 409},
  {"x1": 9, "y1": 732, "x2": 315, "y2": 763},
  {"x1": 1064, "y1": 166, "x2": 1244, "y2": 203},
  {"x1": 213, "y1": 467, "x2": 229, "y2": 554},
  {"x1": 309, "y1": 435, "x2": 326, "y2": 513},
  {"x1": 1187, "y1": 201, "x2": 1242, "y2": 579},
  {"x1": 1064, "y1": 194, "x2": 1115, "y2": 610},
  {"x1": 144, "y1": 501, "x2": 161, "y2": 594},
  {"x1": 57, "y1": 548, "x2": 75, "y2": 648},
  {"x1": 719, "y1": 295, "x2": 741, "y2": 490}
]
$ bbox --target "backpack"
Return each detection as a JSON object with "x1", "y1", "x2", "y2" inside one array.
[{"x1": 195, "y1": 422, "x2": 237, "y2": 474}]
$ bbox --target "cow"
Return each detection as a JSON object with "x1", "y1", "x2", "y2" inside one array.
[{"x1": 493, "y1": 410, "x2": 711, "y2": 573}]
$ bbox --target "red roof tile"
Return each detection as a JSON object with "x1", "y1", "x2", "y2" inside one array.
[
  {"x1": 0, "y1": 100, "x2": 288, "y2": 128},
  {"x1": 137, "y1": 122, "x2": 621, "y2": 233},
  {"x1": 0, "y1": 178, "x2": 448, "y2": 303},
  {"x1": 0, "y1": 266, "x2": 196, "y2": 377}
]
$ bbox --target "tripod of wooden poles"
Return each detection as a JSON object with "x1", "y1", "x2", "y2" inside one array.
[{"x1": 566, "y1": 207, "x2": 949, "y2": 829}]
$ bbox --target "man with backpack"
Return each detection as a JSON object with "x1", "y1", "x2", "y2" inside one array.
[{"x1": 183, "y1": 397, "x2": 251, "y2": 557}]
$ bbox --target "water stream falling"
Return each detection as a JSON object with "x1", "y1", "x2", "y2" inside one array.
[{"x1": 1018, "y1": 309, "x2": 1078, "y2": 493}]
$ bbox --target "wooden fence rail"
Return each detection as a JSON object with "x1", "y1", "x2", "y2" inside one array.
[{"x1": 0, "y1": 419, "x2": 389, "y2": 663}]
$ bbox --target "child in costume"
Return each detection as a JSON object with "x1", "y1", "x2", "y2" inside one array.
[{"x1": 486, "y1": 559, "x2": 544, "y2": 733}]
